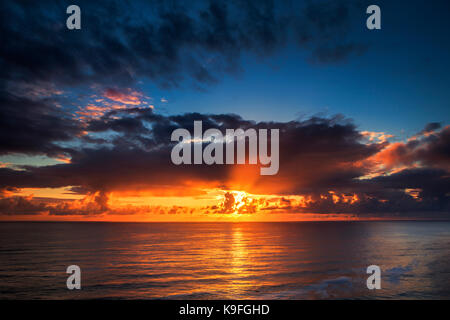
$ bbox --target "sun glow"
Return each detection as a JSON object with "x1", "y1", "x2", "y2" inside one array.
[{"x1": 232, "y1": 191, "x2": 251, "y2": 215}]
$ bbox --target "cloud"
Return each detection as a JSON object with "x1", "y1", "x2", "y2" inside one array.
[
  {"x1": 0, "y1": 0, "x2": 367, "y2": 90},
  {"x1": 0, "y1": 195, "x2": 47, "y2": 216},
  {"x1": 0, "y1": 0, "x2": 368, "y2": 158},
  {"x1": 103, "y1": 88, "x2": 142, "y2": 105},
  {"x1": 421, "y1": 122, "x2": 441, "y2": 135},
  {"x1": 371, "y1": 124, "x2": 450, "y2": 171},
  {"x1": 0, "y1": 90, "x2": 81, "y2": 157},
  {"x1": 0, "y1": 112, "x2": 448, "y2": 217},
  {"x1": 0, "y1": 189, "x2": 198, "y2": 217}
]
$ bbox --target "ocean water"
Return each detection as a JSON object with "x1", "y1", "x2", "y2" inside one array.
[{"x1": 0, "y1": 221, "x2": 449, "y2": 299}]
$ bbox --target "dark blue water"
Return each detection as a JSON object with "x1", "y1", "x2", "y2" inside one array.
[{"x1": 0, "y1": 221, "x2": 449, "y2": 299}]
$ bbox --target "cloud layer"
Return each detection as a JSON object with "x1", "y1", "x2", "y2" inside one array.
[
  {"x1": 0, "y1": 0, "x2": 448, "y2": 219},
  {"x1": 1, "y1": 108, "x2": 449, "y2": 217}
]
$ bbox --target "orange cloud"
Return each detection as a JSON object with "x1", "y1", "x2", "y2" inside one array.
[{"x1": 361, "y1": 131, "x2": 394, "y2": 143}]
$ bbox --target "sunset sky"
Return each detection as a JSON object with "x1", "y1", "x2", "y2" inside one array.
[{"x1": 0, "y1": 0, "x2": 449, "y2": 221}]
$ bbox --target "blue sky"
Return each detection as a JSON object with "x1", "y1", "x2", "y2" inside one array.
[{"x1": 140, "y1": 0, "x2": 450, "y2": 140}]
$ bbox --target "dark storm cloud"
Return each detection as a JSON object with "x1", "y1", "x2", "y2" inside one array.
[
  {"x1": 0, "y1": 0, "x2": 367, "y2": 157},
  {"x1": 421, "y1": 122, "x2": 441, "y2": 135},
  {"x1": 295, "y1": 0, "x2": 368, "y2": 63},
  {"x1": 0, "y1": 195, "x2": 48, "y2": 216},
  {"x1": 375, "y1": 124, "x2": 450, "y2": 171},
  {"x1": 297, "y1": 168, "x2": 449, "y2": 215},
  {"x1": 0, "y1": 113, "x2": 368, "y2": 191},
  {"x1": 417, "y1": 126, "x2": 450, "y2": 169},
  {"x1": 0, "y1": 90, "x2": 81, "y2": 156},
  {"x1": 0, "y1": 0, "x2": 366, "y2": 89},
  {"x1": 1, "y1": 111, "x2": 448, "y2": 216}
]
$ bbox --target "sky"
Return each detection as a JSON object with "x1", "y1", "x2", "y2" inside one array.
[{"x1": 0, "y1": 0, "x2": 449, "y2": 221}]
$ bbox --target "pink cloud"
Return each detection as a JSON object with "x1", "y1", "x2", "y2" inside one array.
[{"x1": 104, "y1": 88, "x2": 142, "y2": 105}]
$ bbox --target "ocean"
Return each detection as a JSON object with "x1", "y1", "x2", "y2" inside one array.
[{"x1": 0, "y1": 221, "x2": 449, "y2": 299}]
